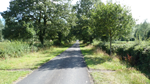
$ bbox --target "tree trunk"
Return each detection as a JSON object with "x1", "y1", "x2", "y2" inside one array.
[
  {"x1": 58, "y1": 32, "x2": 62, "y2": 45},
  {"x1": 109, "y1": 30, "x2": 112, "y2": 56},
  {"x1": 38, "y1": 11, "x2": 44, "y2": 46},
  {"x1": 39, "y1": 30, "x2": 44, "y2": 45},
  {"x1": 90, "y1": 37, "x2": 93, "y2": 44},
  {"x1": 110, "y1": 36, "x2": 112, "y2": 56},
  {"x1": 39, "y1": 15, "x2": 47, "y2": 46}
]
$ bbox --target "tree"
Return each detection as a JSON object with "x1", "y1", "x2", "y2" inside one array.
[
  {"x1": 2, "y1": 21, "x2": 33, "y2": 40},
  {"x1": 92, "y1": 2, "x2": 135, "y2": 55},
  {"x1": 73, "y1": 0, "x2": 96, "y2": 43},
  {"x1": 1, "y1": 0, "x2": 72, "y2": 45},
  {"x1": 134, "y1": 20, "x2": 150, "y2": 40},
  {"x1": 63, "y1": 9, "x2": 78, "y2": 43},
  {"x1": 0, "y1": 19, "x2": 4, "y2": 41}
]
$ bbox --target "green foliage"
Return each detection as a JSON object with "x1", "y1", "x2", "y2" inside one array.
[
  {"x1": 99, "y1": 41, "x2": 150, "y2": 78},
  {"x1": 0, "y1": 41, "x2": 30, "y2": 58},
  {"x1": 73, "y1": 0, "x2": 96, "y2": 43},
  {"x1": 91, "y1": 2, "x2": 135, "y2": 55},
  {"x1": 92, "y1": 2, "x2": 135, "y2": 39},
  {"x1": 80, "y1": 42, "x2": 150, "y2": 84},
  {"x1": 134, "y1": 20, "x2": 150, "y2": 40},
  {"x1": 1, "y1": 0, "x2": 73, "y2": 45},
  {"x1": 2, "y1": 21, "x2": 33, "y2": 40},
  {"x1": 0, "y1": 43, "x2": 73, "y2": 84}
]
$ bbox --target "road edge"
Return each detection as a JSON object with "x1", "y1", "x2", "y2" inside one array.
[
  {"x1": 79, "y1": 42, "x2": 95, "y2": 84},
  {"x1": 14, "y1": 43, "x2": 76, "y2": 84}
]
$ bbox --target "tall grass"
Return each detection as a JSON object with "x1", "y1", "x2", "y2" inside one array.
[
  {"x1": 99, "y1": 41, "x2": 150, "y2": 78},
  {"x1": 80, "y1": 42, "x2": 150, "y2": 84},
  {"x1": 0, "y1": 41, "x2": 30, "y2": 58}
]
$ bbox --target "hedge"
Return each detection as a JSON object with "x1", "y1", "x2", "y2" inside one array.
[{"x1": 99, "y1": 42, "x2": 150, "y2": 71}]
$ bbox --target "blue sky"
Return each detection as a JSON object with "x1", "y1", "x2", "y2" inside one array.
[{"x1": 0, "y1": 0, "x2": 150, "y2": 24}]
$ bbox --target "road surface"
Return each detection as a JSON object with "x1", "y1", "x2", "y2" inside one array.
[{"x1": 17, "y1": 41, "x2": 91, "y2": 84}]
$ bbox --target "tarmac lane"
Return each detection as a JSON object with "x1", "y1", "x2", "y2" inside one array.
[{"x1": 17, "y1": 41, "x2": 91, "y2": 84}]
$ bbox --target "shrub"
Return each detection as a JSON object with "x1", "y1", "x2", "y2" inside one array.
[
  {"x1": 99, "y1": 41, "x2": 150, "y2": 71},
  {"x1": 0, "y1": 41, "x2": 30, "y2": 58}
]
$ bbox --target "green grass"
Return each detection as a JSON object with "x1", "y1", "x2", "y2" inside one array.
[
  {"x1": 99, "y1": 40, "x2": 150, "y2": 78},
  {"x1": 91, "y1": 71, "x2": 150, "y2": 84},
  {"x1": 0, "y1": 43, "x2": 73, "y2": 84},
  {"x1": 80, "y1": 43, "x2": 150, "y2": 84},
  {"x1": 0, "y1": 70, "x2": 30, "y2": 84},
  {"x1": 0, "y1": 46, "x2": 68, "y2": 70}
]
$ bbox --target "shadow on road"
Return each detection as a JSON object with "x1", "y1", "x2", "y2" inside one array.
[{"x1": 37, "y1": 43, "x2": 87, "y2": 71}]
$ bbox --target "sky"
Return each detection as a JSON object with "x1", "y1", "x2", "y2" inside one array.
[
  {"x1": 0, "y1": 0, "x2": 150, "y2": 24},
  {"x1": 107, "y1": 0, "x2": 150, "y2": 24}
]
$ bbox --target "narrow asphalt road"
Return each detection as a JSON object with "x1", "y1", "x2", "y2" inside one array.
[{"x1": 17, "y1": 41, "x2": 91, "y2": 84}]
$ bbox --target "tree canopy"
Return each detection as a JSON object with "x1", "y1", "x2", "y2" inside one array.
[
  {"x1": 1, "y1": 0, "x2": 73, "y2": 45},
  {"x1": 134, "y1": 20, "x2": 150, "y2": 40},
  {"x1": 91, "y1": 2, "x2": 135, "y2": 55},
  {"x1": 72, "y1": 0, "x2": 97, "y2": 43},
  {"x1": 71, "y1": 1, "x2": 135, "y2": 55},
  {"x1": 1, "y1": 0, "x2": 136, "y2": 50}
]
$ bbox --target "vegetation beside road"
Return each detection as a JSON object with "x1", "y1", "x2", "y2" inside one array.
[
  {"x1": 80, "y1": 42, "x2": 150, "y2": 84},
  {"x1": 99, "y1": 41, "x2": 150, "y2": 78},
  {"x1": 0, "y1": 70, "x2": 30, "y2": 84},
  {"x1": 0, "y1": 46, "x2": 68, "y2": 70},
  {"x1": 0, "y1": 0, "x2": 150, "y2": 84},
  {"x1": 0, "y1": 42, "x2": 73, "y2": 84},
  {"x1": 0, "y1": 41, "x2": 31, "y2": 58}
]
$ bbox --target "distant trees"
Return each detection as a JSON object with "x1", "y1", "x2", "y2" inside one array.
[
  {"x1": 73, "y1": 0, "x2": 96, "y2": 43},
  {"x1": 134, "y1": 20, "x2": 150, "y2": 40}
]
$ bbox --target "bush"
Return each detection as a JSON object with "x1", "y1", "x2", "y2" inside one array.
[
  {"x1": 0, "y1": 41, "x2": 30, "y2": 58},
  {"x1": 99, "y1": 41, "x2": 150, "y2": 71}
]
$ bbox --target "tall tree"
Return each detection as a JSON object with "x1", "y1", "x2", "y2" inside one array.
[
  {"x1": 91, "y1": 2, "x2": 135, "y2": 55},
  {"x1": 1, "y1": 0, "x2": 71, "y2": 45}
]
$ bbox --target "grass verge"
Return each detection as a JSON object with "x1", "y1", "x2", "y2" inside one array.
[
  {"x1": 0, "y1": 43, "x2": 73, "y2": 84},
  {"x1": 80, "y1": 43, "x2": 150, "y2": 84},
  {"x1": 0, "y1": 70, "x2": 30, "y2": 84}
]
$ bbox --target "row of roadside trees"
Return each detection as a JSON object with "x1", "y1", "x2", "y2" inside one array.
[
  {"x1": 1, "y1": 0, "x2": 136, "y2": 55},
  {"x1": 1, "y1": 0, "x2": 76, "y2": 45},
  {"x1": 73, "y1": 0, "x2": 135, "y2": 55}
]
